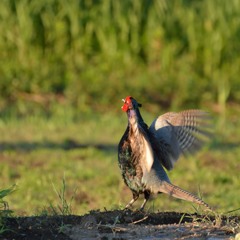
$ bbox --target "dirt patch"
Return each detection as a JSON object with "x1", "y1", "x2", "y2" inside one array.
[{"x1": 1, "y1": 210, "x2": 239, "y2": 239}]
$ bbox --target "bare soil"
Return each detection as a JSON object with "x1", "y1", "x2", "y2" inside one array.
[{"x1": 1, "y1": 210, "x2": 239, "y2": 240}]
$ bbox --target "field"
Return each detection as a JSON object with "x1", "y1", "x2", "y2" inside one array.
[
  {"x1": 1, "y1": 0, "x2": 240, "y2": 239},
  {"x1": 1, "y1": 105, "x2": 240, "y2": 214},
  {"x1": 0, "y1": 106, "x2": 240, "y2": 238}
]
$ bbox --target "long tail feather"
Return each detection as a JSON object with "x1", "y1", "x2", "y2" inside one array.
[{"x1": 159, "y1": 181, "x2": 212, "y2": 211}]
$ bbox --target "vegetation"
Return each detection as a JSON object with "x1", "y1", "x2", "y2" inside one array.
[
  {"x1": 0, "y1": 0, "x2": 240, "y2": 117},
  {"x1": 0, "y1": 0, "x2": 239, "y2": 217},
  {"x1": 0, "y1": 185, "x2": 16, "y2": 233},
  {"x1": 0, "y1": 109, "x2": 240, "y2": 216},
  {"x1": 0, "y1": 185, "x2": 16, "y2": 217}
]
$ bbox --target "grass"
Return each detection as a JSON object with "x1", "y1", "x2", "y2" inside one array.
[
  {"x1": 0, "y1": 184, "x2": 16, "y2": 234},
  {"x1": 0, "y1": 104, "x2": 240, "y2": 216},
  {"x1": 49, "y1": 176, "x2": 74, "y2": 216},
  {"x1": 0, "y1": 2, "x2": 239, "y2": 234},
  {"x1": 0, "y1": 185, "x2": 16, "y2": 217},
  {"x1": 1, "y1": 0, "x2": 240, "y2": 115}
]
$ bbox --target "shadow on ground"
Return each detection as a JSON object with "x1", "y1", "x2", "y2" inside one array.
[
  {"x1": 0, "y1": 139, "x2": 117, "y2": 152},
  {"x1": 1, "y1": 138, "x2": 239, "y2": 153}
]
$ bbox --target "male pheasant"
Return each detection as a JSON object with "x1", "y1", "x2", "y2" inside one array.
[{"x1": 118, "y1": 96, "x2": 212, "y2": 211}]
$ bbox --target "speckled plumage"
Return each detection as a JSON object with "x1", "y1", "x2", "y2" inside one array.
[{"x1": 118, "y1": 96, "x2": 212, "y2": 211}]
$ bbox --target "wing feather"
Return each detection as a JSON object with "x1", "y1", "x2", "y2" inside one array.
[{"x1": 149, "y1": 110, "x2": 211, "y2": 170}]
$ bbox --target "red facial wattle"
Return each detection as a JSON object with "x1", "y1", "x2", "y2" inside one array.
[
  {"x1": 121, "y1": 103, "x2": 129, "y2": 112},
  {"x1": 121, "y1": 96, "x2": 132, "y2": 112}
]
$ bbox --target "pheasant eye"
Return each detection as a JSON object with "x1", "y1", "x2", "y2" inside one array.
[{"x1": 124, "y1": 96, "x2": 132, "y2": 104}]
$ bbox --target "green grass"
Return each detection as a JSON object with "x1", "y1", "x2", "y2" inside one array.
[
  {"x1": 0, "y1": 184, "x2": 16, "y2": 233},
  {"x1": 1, "y1": 0, "x2": 240, "y2": 115},
  {"x1": 0, "y1": 106, "x2": 239, "y2": 216},
  {"x1": 0, "y1": 184, "x2": 16, "y2": 216},
  {"x1": 0, "y1": 0, "x2": 239, "y2": 218}
]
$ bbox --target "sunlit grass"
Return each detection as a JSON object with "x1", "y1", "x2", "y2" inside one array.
[
  {"x1": 0, "y1": 0, "x2": 239, "y2": 218},
  {"x1": 0, "y1": 0, "x2": 240, "y2": 115},
  {"x1": 0, "y1": 107, "x2": 239, "y2": 216}
]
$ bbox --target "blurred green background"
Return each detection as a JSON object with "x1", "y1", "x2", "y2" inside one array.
[{"x1": 0, "y1": 0, "x2": 239, "y2": 216}]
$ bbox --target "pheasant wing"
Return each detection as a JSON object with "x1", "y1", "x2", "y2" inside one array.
[{"x1": 149, "y1": 110, "x2": 211, "y2": 170}]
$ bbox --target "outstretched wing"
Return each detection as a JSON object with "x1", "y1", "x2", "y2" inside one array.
[{"x1": 149, "y1": 110, "x2": 211, "y2": 170}]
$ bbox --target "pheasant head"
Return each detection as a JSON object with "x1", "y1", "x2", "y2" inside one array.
[{"x1": 121, "y1": 96, "x2": 142, "y2": 112}]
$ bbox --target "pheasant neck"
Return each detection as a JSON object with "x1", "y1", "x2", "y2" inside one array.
[
  {"x1": 128, "y1": 109, "x2": 145, "y2": 135},
  {"x1": 128, "y1": 108, "x2": 144, "y2": 122}
]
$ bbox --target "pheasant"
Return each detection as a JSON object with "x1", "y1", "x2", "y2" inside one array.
[{"x1": 118, "y1": 96, "x2": 212, "y2": 211}]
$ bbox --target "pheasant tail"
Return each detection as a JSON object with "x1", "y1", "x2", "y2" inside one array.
[{"x1": 159, "y1": 181, "x2": 212, "y2": 211}]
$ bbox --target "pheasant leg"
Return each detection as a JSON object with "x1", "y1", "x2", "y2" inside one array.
[
  {"x1": 140, "y1": 190, "x2": 150, "y2": 211},
  {"x1": 125, "y1": 192, "x2": 139, "y2": 209}
]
